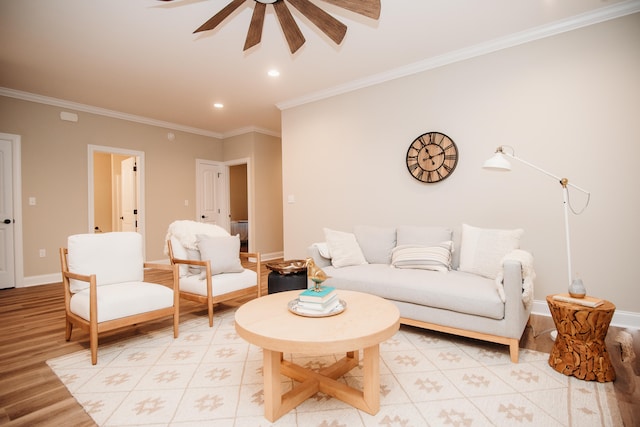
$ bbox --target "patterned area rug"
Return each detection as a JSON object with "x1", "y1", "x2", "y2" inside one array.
[{"x1": 47, "y1": 308, "x2": 622, "y2": 426}]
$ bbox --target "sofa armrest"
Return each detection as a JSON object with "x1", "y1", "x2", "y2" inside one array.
[
  {"x1": 502, "y1": 259, "x2": 532, "y2": 337},
  {"x1": 307, "y1": 245, "x2": 332, "y2": 268}
]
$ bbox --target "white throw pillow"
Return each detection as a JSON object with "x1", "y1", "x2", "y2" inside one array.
[
  {"x1": 458, "y1": 224, "x2": 523, "y2": 279},
  {"x1": 391, "y1": 241, "x2": 453, "y2": 272},
  {"x1": 323, "y1": 228, "x2": 368, "y2": 268},
  {"x1": 197, "y1": 234, "x2": 244, "y2": 276}
]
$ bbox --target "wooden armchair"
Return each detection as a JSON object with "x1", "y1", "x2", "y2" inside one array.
[
  {"x1": 166, "y1": 221, "x2": 261, "y2": 327},
  {"x1": 59, "y1": 232, "x2": 179, "y2": 365}
]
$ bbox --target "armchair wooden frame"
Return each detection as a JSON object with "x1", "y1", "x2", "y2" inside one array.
[
  {"x1": 59, "y1": 248, "x2": 180, "y2": 365},
  {"x1": 167, "y1": 240, "x2": 261, "y2": 327}
]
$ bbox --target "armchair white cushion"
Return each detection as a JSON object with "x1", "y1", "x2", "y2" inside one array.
[
  {"x1": 165, "y1": 220, "x2": 261, "y2": 327},
  {"x1": 67, "y1": 232, "x2": 144, "y2": 291},
  {"x1": 60, "y1": 232, "x2": 179, "y2": 365}
]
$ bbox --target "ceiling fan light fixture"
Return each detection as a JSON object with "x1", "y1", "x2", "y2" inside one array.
[
  {"x1": 267, "y1": 69, "x2": 280, "y2": 77},
  {"x1": 165, "y1": 0, "x2": 381, "y2": 53},
  {"x1": 213, "y1": 103, "x2": 224, "y2": 109}
]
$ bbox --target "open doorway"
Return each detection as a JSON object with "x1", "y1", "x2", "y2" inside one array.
[
  {"x1": 88, "y1": 145, "x2": 144, "y2": 237},
  {"x1": 229, "y1": 163, "x2": 248, "y2": 251}
]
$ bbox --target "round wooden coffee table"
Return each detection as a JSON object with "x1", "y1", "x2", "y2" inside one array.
[{"x1": 235, "y1": 289, "x2": 400, "y2": 422}]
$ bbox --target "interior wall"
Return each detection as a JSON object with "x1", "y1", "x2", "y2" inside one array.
[
  {"x1": 223, "y1": 132, "x2": 284, "y2": 257},
  {"x1": 281, "y1": 13, "x2": 640, "y2": 313},
  {"x1": 0, "y1": 96, "x2": 223, "y2": 279}
]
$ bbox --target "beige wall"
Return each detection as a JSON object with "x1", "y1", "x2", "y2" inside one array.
[
  {"x1": 282, "y1": 13, "x2": 640, "y2": 314},
  {"x1": 223, "y1": 132, "x2": 284, "y2": 256},
  {"x1": 0, "y1": 96, "x2": 283, "y2": 281}
]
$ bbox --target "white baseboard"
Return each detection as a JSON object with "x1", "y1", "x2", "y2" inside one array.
[
  {"x1": 20, "y1": 273, "x2": 61, "y2": 287},
  {"x1": 261, "y1": 251, "x2": 284, "y2": 261},
  {"x1": 531, "y1": 299, "x2": 640, "y2": 330}
]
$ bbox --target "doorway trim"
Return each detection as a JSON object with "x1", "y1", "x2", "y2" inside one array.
[
  {"x1": 88, "y1": 145, "x2": 145, "y2": 239},
  {"x1": 0, "y1": 132, "x2": 23, "y2": 287}
]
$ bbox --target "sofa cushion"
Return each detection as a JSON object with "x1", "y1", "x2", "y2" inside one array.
[
  {"x1": 323, "y1": 228, "x2": 368, "y2": 268},
  {"x1": 197, "y1": 234, "x2": 244, "y2": 276},
  {"x1": 391, "y1": 241, "x2": 453, "y2": 272},
  {"x1": 323, "y1": 264, "x2": 504, "y2": 320},
  {"x1": 458, "y1": 224, "x2": 523, "y2": 279},
  {"x1": 396, "y1": 226, "x2": 453, "y2": 246},
  {"x1": 354, "y1": 225, "x2": 396, "y2": 264}
]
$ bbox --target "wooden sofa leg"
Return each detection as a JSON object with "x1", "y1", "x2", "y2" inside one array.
[{"x1": 509, "y1": 339, "x2": 519, "y2": 363}]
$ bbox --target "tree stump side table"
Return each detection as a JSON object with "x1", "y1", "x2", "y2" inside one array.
[{"x1": 546, "y1": 294, "x2": 616, "y2": 382}]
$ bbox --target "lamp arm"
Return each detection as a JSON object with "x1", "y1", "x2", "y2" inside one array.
[{"x1": 501, "y1": 151, "x2": 590, "y2": 195}]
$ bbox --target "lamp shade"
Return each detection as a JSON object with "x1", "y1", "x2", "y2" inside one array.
[{"x1": 483, "y1": 153, "x2": 512, "y2": 171}]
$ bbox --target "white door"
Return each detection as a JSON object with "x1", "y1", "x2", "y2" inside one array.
[
  {"x1": 0, "y1": 138, "x2": 15, "y2": 289},
  {"x1": 119, "y1": 157, "x2": 138, "y2": 231},
  {"x1": 196, "y1": 160, "x2": 229, "y2": 231}
]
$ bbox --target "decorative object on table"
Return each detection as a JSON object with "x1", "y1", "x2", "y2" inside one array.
[
  {"x1": 290, "y1": 286, "x2": 342, "y2": 316},
  {"x1": 568, "y1": 277, "x2": 586, "y2": 298},
  {"x1": 266, "y1": 259, "x2": 307, "y2": 275},
  {"x1": 305, "y1": 257, "x2": 329, "y2": 291},
  {"x1": 406, "y1": 131, "x2": 458, "y2": 183},
  {"x1": 483, "y1": 145, "x2": 591, "y2": 295},
  {"x1": 546, "y1": 295, "x2": 616, "y2": 382},
  {"x1": 552, "y1": 293, "x2": 603, "y2": 308},
  {"x1": 288, "y1": 298, "x2": 346, "y2": 317},
  {"x1": 266, "y1": 259, "x2": 308, "y2": 294}
]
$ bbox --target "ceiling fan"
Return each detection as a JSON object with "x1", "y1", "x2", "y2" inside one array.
[{"x1": 160, "y1": 0, "x2": 381, "y2": 54}]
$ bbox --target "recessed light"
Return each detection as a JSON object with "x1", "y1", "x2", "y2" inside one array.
[
  {"x1": 213, "y1": 103, "x2": 224, "y2": 109},
  {"x1": 267, "y1": 69, "x2": 280, "y2": 77}
]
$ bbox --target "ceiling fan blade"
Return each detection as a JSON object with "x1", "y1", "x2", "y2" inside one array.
[
  {"x1": 320, "y1": 0, "x2": 381, "y2": 20},
  {"x1": 244, "y1": 2, "x2": 266, "y2": 50},
  {"x1": 194, "y1": 0, "x2": 246, "y2": 34},
  {"x1": 273, "y1": 1, "x2": 305, "y2": 54},
  {"x1": 287, "y1": 0, "x2": 346, "y2": 45}
]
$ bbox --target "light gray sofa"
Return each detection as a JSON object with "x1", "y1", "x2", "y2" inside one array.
[{"x1": 307, "y1": 224, "x2": 534, "y2": 363}]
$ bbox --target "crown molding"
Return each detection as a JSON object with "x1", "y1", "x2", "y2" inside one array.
[
  {"x1": 277, "y1": 0, "x2": 640, "y2": 111},
  {"x1": 222, "y1": 126, "x2": 281, "y2": 139},
  {"x1": 0, "y1": 87, "x2": 225, "y2": 139},
  {"x1": 0, "y1": 87, "x2": 281, "y2": 139}
]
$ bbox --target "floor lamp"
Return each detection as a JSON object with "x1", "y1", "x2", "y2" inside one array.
[{"x1": 483, "y1": 145, "x2": 590, "y2": 297}]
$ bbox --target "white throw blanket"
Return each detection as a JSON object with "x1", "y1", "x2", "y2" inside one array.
[
  {"x1": 495, "y1": 249, "x2": 535, "y2": 310},
  {"x1": 163, "y1": 220, "x2": 229, "y2": 254}
]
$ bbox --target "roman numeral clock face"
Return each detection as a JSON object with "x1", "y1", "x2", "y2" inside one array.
[{"x1": 406, "y1": 132, "x2": 459, "y2": 183}]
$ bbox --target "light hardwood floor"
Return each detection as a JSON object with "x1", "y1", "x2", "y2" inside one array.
[{"x1": 1, "y1": 261, "x2": 638, "y2": 426}]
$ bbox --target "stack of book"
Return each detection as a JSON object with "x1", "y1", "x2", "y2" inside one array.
[{"x1": 297, "y1": 286, "x2": 340, "y2": 315}]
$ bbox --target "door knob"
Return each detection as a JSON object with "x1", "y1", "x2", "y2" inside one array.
[{"x1": 3, "y1": 219, "x2": 11, "y2": 224}]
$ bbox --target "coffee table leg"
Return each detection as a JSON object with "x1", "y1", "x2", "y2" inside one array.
[
  {"x1": 362, "y1": 344, "x2": 380, "y2": 413},
  {"x1": 263, "y1": 349, "x2": 282, "y2": 422}
]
